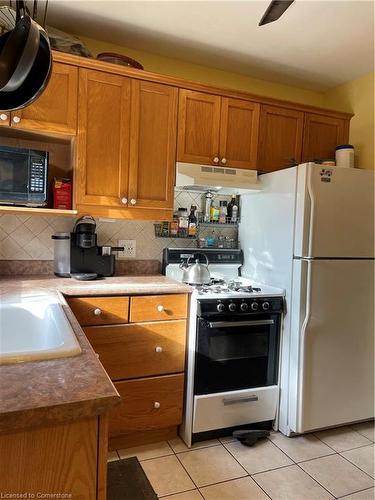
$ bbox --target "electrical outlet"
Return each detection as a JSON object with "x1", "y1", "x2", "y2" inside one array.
[{"x1": 118, "y1": 240, "x2": 136, "y2": 259}]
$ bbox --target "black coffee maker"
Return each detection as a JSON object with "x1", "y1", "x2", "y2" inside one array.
[{"x1": 70, "y1": 216, "x2": 123, "y2": 279}]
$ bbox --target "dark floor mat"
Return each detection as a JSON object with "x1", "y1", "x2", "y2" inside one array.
[{"x1": 107, "y1": 457, "x2": 158, "y2": 500}]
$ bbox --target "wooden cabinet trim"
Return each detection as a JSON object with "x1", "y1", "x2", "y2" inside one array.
[{"x1": 53, "y1": 51, "x2": 353, "y2": 121}]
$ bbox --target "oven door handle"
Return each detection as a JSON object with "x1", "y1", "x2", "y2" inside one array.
[
  {"x1": 208, "y1": 319, "x2": 274, "y2": 328},
  {"x1": 223, "y1": 395, "x2": 259, "y2": 405}
]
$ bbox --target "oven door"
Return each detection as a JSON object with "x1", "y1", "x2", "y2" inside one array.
[{"x1": 194, "y1": 313, "x2": 280, "y2": 395}]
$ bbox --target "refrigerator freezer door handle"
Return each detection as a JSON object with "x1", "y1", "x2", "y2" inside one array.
[
  {"x1": 297, "y1": 259, "x2": 312, "y2": 430},
  {"x1": 307, "y1": 167, "x2": 315, "y2": 257}
]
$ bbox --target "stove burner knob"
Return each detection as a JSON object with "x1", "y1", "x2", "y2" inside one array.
[
  {"x1": 262, "y1": 301, "x2": 270, "y2": 311},
  {"x1": 251, "y1": 302, "x2": 259, "y2": 311},
  {"x1": 228, "y1": 302, "x2": 236, "y2": 312},
  {"x1": 217, "y1": 302, "x2": 225, "y2": 313},
  {"x1": 240, "y1": 302, "x2": 248, "y2": 312}
]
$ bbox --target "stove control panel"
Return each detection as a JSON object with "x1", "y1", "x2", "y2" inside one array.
[{"x1": 199, "y1": 297, "x2": 284, "y2": 316}]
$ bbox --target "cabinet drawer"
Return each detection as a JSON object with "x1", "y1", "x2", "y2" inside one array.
[
  {"x1": 67, "y1": 296, "x2": 129, "y2": 326},
  {"x1": 110, "y1": 374, "x2": 184, "y2": 436},
  {"x1": 84, "y1": 320, "x2": 186, "y2": 380},
  {"x1": 130, "y1": 294, "x2": 188, "y2": 322},
  {"x1": 193, "y1": 385, "x2": 279, "y2": 433}
]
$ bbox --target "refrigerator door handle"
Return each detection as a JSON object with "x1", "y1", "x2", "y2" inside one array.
[
  {"x1": 297, "y1": 259, "x2": 312, "y2": 428},
  {"x1": 307, "y1": 167, "x2": 315, "y2": 258}
]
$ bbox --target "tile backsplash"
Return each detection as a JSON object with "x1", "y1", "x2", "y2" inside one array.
[{"x1": 0, "y1": 190, "x2": 237, "y2": 262}]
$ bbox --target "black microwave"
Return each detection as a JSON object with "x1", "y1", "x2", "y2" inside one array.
[{"x1": 0, "y1": 145, "x2": 48, "y2": 207}]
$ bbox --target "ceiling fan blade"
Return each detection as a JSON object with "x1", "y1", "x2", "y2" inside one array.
[{"x1": 259, "y1": 0, "x2": 295, "y2": 26}]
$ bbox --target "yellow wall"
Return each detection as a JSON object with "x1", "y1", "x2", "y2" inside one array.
[
  {"x1": 80, "y1": 35, "x2": 373, "y2": 169},
  {"x1": 80, "y1": 35, "x2": 326, "y2": 107},
  {"x1": 324, "y1": 73, "x2": 374, "y2": 169}
]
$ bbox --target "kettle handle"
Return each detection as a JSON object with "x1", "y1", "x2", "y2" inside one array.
[{"x1": 187, "y1": 252, "x2": 209, "y2": 267}]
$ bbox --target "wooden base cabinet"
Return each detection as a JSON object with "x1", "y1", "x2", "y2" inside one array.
[
  {"x1": 0, "y1": 416, "x2": 108, "y2": 500},
  {"x1": 67, "y1": 293, "x2": 188, "y2": 451}
]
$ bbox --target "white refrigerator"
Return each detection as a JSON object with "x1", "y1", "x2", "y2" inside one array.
[{"x1": 239, "y1": 163, "x2": 374, "y2": 435}]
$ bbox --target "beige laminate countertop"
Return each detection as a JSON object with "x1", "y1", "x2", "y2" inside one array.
[{"x1": 0, "y1": 274, "x2": 192, "y2": 434}]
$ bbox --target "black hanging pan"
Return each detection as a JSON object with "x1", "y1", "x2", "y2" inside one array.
[
  {"x1": 0, "y1": 1, "x2": 40, "y2": 92},
  {"x1": 0, "y1": 1, "x2": 52, "y2": 111}
]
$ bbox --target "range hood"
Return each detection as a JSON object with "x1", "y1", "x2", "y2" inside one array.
[{"x1": 175, "y1": 162, "x2": 260, "y2": 194}]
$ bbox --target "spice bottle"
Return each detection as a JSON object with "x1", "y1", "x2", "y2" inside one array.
[{"x1": 188, "y1": 205, "x2": 197, "y2": 237}]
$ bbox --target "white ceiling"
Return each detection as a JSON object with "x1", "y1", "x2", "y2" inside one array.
[{"x1": 45, "y1": 0, "x2": 374, "y2": 91}]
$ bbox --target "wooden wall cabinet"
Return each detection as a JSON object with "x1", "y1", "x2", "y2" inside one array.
[
  {"x1": 9, "y1": 63, "x2": 78, "y2": 135},
  {"x1": 177, "y1": 89, "x2": 259, "y2": 169},
  {"x1": 128, "y1": 80, "x2": 178, "y2": 210},
  {"x1": 302, "y1": 113, "x2": 347, "y2": 162},
  {"x1": 76, "y1": 68, "x2": 131, "y2": 209},
  {"x1": 76, "y1": 71, "x2": 177, "y2": 218},
  {"x1": 257, "y1": 105, "x2": 304, "y2": 172}
]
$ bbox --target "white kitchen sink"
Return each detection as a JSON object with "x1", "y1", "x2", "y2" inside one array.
[{"x1": 0, "y1": 298, "x2": 81, "y2": 364}]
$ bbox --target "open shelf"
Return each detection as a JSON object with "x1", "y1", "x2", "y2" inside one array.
[{"x1": 0, "y1": 206, "x2": 78, "y2": 217}]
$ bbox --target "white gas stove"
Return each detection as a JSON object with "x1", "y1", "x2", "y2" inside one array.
[{"x1": 162, "y1": 248, "x2": 285, "y2": 447}]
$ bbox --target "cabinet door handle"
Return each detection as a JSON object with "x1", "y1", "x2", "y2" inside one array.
[
  {"x1": 213, "y1": 157, "x2": 219, "y2": 164},
  {"x1": 130, "y1": 199, "x2": 137, "y2": 205},
  {"x1": 12, "y1": 116, "x2": 21, "y2": 124},
  {"x1": 155, "y1": 346, "x2": 163, "y2": 353},
  {"x1": 157, "y1": 304, "x2": 164, "y2": 312},
  {"x1": 121, "y1": 197, "x2": 128, "y2": 205},
  {"x1": 93, "y1": 308, "x2": 102, "y2": 316},
  {"x1": 0, "y1": 113, "x2": 8, "y2": 121},
  {"x1": 221, "y1": 158, "x2": 227, "y2": 165},
  {"x1": 154, "y1": 401, "x2": 161, "y2": 409}
]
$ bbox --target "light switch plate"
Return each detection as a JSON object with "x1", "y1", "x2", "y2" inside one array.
[{"x1": 118, "y1": 240, "x2": 136, "y2": 259}]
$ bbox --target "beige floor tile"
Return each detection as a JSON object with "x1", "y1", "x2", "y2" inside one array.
[
  {"x1": 339, "y1": 487, "x2": 375, "y2": 499},
  {"x1": 315, "y1": 426, "x2": 372, "y2": 452},
  {"x1": 342, "y1": 445, "x2": 375, "y2": 478},
  {"x1": 253, "y1": 464, "x2": 333, "y2": 499},
  {"x1": 269, "y1": 432, "x2": 334, "y2": 462},
  {"x1": 351, "y1": 422, "x2": 375, "y2": 442},
  {"x1": 168, "y1": 436, "x2": 220, "y2": 453},
  {"x1": 224, "y1": 438, "x2": 293, "y2": 474},
  {"x1": 219, "y1": 435, "x2": 236, "y2": 444},
  {"x1": 177, "y1": 445, "x2": 247, "y2": 487},
  {"x1": 200, "y1": 476, "x2": 269, "y2": 500},
  {"x1": 299, "y1": 454, "x2": 374, "y2": 498},
  {"x1": 141, "y1": 455, "x2": 195, "y2": 497},
  {"x1": 107, "y1": 450, "x2": 119, "y2": 462},
  {"x1": 162, "y1": 490, "x2": 203, "y2": 500},
  {"x1": 117, "y1": 441, "x2": 173, "y2": 461}
]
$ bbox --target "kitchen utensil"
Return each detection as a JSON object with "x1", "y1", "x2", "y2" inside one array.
[
  {"x1": 0, "y1": 14, "x2": 40, "y2": 92},
  {"x1": 96, "y1": 52, "x2": 143, "y2": 69},
  {"x1": 0, "y1": 22, "x2": 51, "y2": 110},
  {"x1": 180, "y1": 253, "x2": 211, "y2": 285}
]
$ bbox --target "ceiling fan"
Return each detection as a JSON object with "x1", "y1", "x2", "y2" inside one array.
[{"x1": 259, "y1": 0, "x2": 295, "y2": 26}]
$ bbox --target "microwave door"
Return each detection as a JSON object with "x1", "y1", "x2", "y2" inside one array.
[{"x1": 0, "y1": 152, "x2": 29, "y2": 204}]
